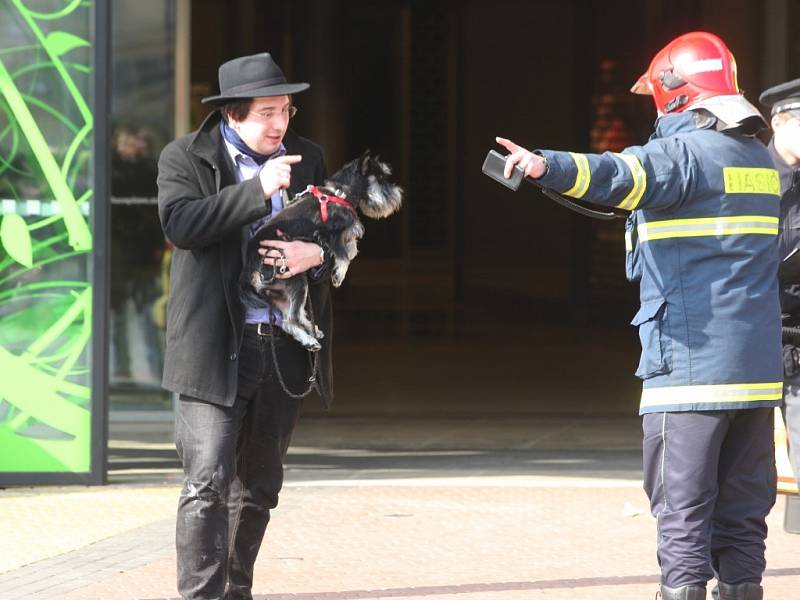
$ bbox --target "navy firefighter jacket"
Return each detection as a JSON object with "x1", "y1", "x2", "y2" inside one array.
[{"x1": 537, "y1": 111, "x2": 783, "y2": 415}]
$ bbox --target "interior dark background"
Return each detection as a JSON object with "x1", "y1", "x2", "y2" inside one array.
[{"x1": 110, "y1": 0, "x2": 800, "y2": 415}]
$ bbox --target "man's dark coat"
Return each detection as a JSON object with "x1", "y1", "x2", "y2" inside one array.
[{"x1": 157, "y1": 111, "x2": 333, "y2": 407}]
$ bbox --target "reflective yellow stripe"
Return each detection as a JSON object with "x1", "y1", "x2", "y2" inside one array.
[
  {"x1": 615, "y1": 153, "x2": 647, "y2": 210},
  {"x1": 722, "y1": 167, "x2": 781, "y2": 195},
  {"x1": 640, "y1": 382, "x2": 783, "y2": 409},
  {"x1": 637, "y1": 216, "x2": 779, "y2": 241},
  {"x1": 564, "y1": 152, "x2": 591, "y2": 199}
]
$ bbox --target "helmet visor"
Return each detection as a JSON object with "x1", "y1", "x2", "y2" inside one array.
[{"x1": 630, "y1": 72, "x2": 651, "y2": 95}]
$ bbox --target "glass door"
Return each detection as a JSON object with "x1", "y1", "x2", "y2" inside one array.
[{"x1": 109, "y1": 0, "x2": 177, "y2": 413}]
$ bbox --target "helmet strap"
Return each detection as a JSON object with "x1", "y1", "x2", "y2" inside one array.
[{"x1": 664, "y1": 95, "x2": 689, "y2": 113}]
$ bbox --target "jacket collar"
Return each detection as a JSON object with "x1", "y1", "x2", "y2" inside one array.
[
  {"x1": 187, "y1": 111, "x2": 226, "y2": 166},
  {"x1": 650, "y1": 111, "x2": 707, "y2": 140}
]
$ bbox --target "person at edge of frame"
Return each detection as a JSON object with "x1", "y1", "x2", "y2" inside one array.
[
  {"x1": 760, "y1": 78, "x2": 800, "y2": 495},
  {"x1": 496, "y1": 32, "x2": 781, "y2": 600},
  {"x1": 156, "y1": 52, "x2": 334, "y2": 600}
]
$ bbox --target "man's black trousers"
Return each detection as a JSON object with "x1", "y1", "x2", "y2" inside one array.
[{"x1": 175, "y1": 327, "x2": 308, "y2": 600}]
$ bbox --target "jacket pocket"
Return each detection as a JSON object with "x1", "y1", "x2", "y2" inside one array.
[
  {"x1": 625, "y1": 213, "x2": 642, "y2": 282},
  {"x1": 631, "y1": 298, "x2": 672, "y2": 379}
]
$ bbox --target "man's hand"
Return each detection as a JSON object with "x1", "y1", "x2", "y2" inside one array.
[
  {"x1": 259, "y1": 232, "x2": 324, "y2": 279},
  {"x1": 495, "y1": 137, "x2": 546, "y2": 179},
  {"x1": 259, "y1": 155, "x2": 303, "y2": 198}
]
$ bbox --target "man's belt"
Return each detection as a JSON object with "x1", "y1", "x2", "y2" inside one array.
[{"x1": 246, "y1": 322, "x2": 287, "y2": 337}]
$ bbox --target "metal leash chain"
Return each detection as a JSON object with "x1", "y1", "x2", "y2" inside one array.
[
  {"x1": 267, "y1": 280, "x2": 320, "y2": 399},
  {"x1": 783, "y1": 325, "x2": 800, "y2": 345}
]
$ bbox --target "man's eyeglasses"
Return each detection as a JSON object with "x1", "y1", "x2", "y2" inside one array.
[{"x1": 248, "y1": 106, "x2": 298, "y2": 121}]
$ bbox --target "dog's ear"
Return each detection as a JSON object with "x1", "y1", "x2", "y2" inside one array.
[{"x1": 359, "y1": 150, "x2": 373, "y2": 175}]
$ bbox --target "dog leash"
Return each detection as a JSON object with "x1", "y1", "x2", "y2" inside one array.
[{"x1": 266, "y1": 282, "x2": 320, "y2": 400}]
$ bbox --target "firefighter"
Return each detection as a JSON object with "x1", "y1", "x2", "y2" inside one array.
[
  {"x1": 497, "y1": 32, "x2": 781, "y2": 600},
  {"x1": 760, "y1": 79, "x2": 800, "y2": 491}
]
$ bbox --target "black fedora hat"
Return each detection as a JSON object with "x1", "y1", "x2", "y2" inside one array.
[{"x1": 201, "y1": 52, "x2": 309, "y2": 105}]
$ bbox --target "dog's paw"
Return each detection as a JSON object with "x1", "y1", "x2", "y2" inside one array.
[
  {"x1": 304, "y1": 340, "x2": 322, "y2": 352},
  {"x1": 314, "y1": 325, "x2": 324, "y2": 339},
  {"x1": 331, "y1": 264, "x2": 349, "y2": 287}
]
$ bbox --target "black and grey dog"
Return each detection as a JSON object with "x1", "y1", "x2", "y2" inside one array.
[{"x1": 240, "y1": 151, "x2": 403, "y2": 350}]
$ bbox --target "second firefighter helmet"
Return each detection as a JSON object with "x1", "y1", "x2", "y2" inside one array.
[{"x1": 631, "y1": 31, "x2": 763, "y2": 127}]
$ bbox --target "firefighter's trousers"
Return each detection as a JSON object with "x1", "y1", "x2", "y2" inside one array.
[{"x1": 642, "y1": 408, "x2": 776, "y2": 587}]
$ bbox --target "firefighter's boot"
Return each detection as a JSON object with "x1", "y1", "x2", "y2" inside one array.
[
  {"x1": 657, "y1": 584, "x2": 707, "y2": 599},
  {"x1": 716, "y1": 582, "x2": 763, "y2": 600}
]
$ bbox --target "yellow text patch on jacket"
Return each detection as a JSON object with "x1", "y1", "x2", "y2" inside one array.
[{"x1": 723, "y1": 167, "x2": 781, "y2": 195}]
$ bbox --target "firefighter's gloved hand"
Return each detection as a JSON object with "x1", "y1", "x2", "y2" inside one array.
[
  {"x1": 783, "y1": 344, "x2": 800, "y2": 378},
  {"x1": 495, "y1": 137, "x2": 547, "y2": 179}
]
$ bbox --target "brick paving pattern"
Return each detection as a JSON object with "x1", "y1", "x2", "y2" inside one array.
[{"x1": 2, "y1": 482, "x2": 798, "y2": 600}]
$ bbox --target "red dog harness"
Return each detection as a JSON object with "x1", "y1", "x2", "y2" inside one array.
[{"x1": 307, "y1": 185, "x2": 354, "y2": 223}]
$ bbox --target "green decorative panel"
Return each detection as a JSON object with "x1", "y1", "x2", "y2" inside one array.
[{"x1": 0, "y1": 0, "x2": 96, "y2": 474}]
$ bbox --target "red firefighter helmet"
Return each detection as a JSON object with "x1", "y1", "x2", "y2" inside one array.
[{"x1": 631, "y1": 32, "x2": 740, "y2": 115}]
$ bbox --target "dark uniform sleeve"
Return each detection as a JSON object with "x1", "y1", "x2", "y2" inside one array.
[{"x1": 536, "y1": 137, "x2": 697, "y2": 212}]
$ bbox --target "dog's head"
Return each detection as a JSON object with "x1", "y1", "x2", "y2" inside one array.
[{"x1": 326, "y1": 151, "x2": 403, "y2": 219}]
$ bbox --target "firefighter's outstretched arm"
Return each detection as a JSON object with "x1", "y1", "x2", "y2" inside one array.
[{"x1": 495, "y1": 136, "x2": 694, "y2": 212}]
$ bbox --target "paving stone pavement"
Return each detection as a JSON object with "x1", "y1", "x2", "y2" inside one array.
[
  {"x1": 1, "y1": 481, "x2": 798, "y2": 600},
  {"x1": 1, "y1": 416, "x2": 799, "y2": 599},
  {"x1": 0, "y1": 518, "x2": 174, "y2": 599}
]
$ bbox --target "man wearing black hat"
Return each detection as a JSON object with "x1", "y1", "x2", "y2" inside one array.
[
  {"x1": 761, "y1": 78, "x2": 800, "y2": 495},
  {"x1": 157, "y1": 53, "x2": 333, "y2": 600}
]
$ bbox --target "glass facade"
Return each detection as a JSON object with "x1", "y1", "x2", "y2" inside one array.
[
  {"x1": 0, "y1": 0, "x2": 97, "y2": 475},
  {"x1": 108, "y1": 0, "x2": 174, "y2": 412}
]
